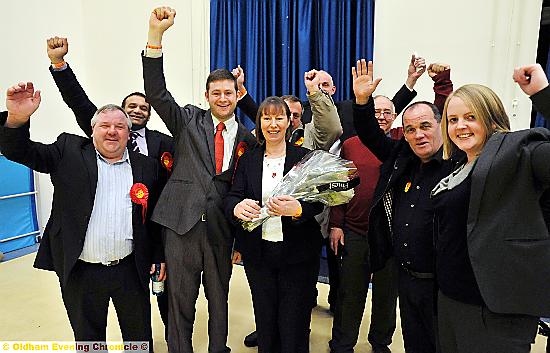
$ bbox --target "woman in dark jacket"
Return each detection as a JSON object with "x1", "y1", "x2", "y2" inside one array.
[
  {"x1": 431, "y1": 64, "x2": 550, "y2": 353},
  {"x1": 224, "y1": 96, "x2": 323, "y2": 353}
]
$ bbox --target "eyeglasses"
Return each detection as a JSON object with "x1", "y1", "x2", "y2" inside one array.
[{"x1": 374, "y1": 110, "x2": 396, "y2": 120}]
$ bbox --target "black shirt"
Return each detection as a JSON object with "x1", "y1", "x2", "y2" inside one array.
[
  {"x1": 392, "y1": 151, "x2": 451, "y2": 273},
  {"x1": 432, "y1": 175, "x2": 485, "y2": 306}
]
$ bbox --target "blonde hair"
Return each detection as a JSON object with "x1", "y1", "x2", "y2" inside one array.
[{"x1": 441, "y1": 84, "x2": 510, "y2": 159}]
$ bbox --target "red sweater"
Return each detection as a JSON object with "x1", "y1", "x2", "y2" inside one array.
[{"x1": 329, "y1": 136, "x2": 385, "y2": 235}]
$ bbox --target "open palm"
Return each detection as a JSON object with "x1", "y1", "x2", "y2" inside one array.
[
  {"x1": 6, "y1": 82, "x2": 41, "y2": 126},
  {"x1": 352, "y1": 59, "x2": 381, "y2": 103}
]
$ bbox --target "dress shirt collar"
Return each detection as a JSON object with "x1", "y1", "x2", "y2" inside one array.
[
  {"x1": 211, "y1": 114, "x2": 237, "y2": 134},
  {"x1": 95, "y1": 148, "x2": 131, "y2": 165}
]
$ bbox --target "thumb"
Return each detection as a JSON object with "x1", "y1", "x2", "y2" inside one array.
[{"x1": 372, "y1": 78, "x2": 382, "y2": 89}]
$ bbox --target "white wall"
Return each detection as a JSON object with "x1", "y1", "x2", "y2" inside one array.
[
  {"x1": 0, "y1": 0, "x2": 210, "y2": 229},
  {"x1": 0, "y1": 0, "x2": 544, "y2": 231},
  {"x1": 373, "y1": 0, "x2": 543, "y2": 130}
]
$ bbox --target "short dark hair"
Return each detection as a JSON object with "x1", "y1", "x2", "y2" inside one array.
[
  {"x1": 255, "y1": 96, "x2": 292, "y2": 145},
  {"x1": 121, "y1": 92, "x2": 151, "y2": 115},
  {"x1": 206, "y1": 69, "x2": 238, "y2": 92},
  {"x1": 402, "y1": 101, "x2": 441, "y2": 124},
  {"x1": 281, "y1": 94, "x2": 303, "y2": 109}
]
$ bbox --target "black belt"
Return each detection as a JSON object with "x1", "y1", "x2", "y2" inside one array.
[
  {"x1": 81, "y1": 253, "x2": 133, "y2": 267},
  {"x1": 401, "y1": 265, "x2": 434, "y2": 279}
]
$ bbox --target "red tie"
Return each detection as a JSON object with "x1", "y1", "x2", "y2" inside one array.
[{"x1": 215, "y1": 122, "x2": 225, "y2": 174}]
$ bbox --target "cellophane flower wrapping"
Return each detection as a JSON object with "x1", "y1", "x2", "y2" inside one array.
[{"x1": 242, "y1": 150, "x2": 359, "y2": 232}]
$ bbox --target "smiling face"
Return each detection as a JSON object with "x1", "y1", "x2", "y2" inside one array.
[
  {"x1": 123, "y1": 94, "x2": 150, "y2": 129},
  {"x1": 446, "y1": 96, "x2": 488, "y2": 162},
  {"x1": 205, "y1": 79, "x2": 238, "y2": 121},
  {"x1": 403, "y1": 103, "x2": 443, "y2": 163},
  {"x1": 92, "y1": 109, "x2": 130, "y2": 162},
  {"x1": 261, "y1": 111, "x2": 290, "y2": 146}
]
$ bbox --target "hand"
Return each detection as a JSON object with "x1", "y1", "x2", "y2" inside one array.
[
  {"x1": 265, "y1": 195, "x2": 301, "y2": 217},
  {"x1": 232, "y1": 65, "x2": 247, "y2": 96},
  {"x1": 5, "y1": 82, "x2": 41, "y2": 128},
  {"x1": 232, "y1": 250, "x2": 242, "y2": 264},
  {"x1": 304, "y1": 69, "x2": 321, "y2": 93},
  {"x1": 148, "y1": 6, "x2": 176, "y2": 46},
  {"x1": 513, "y1": 64, "x2": 549, "y2": 96},
  {"x1": 46, "y1": 36, "x2": 68, "y2": 64},
  {"x1": 234, "y1": 198, "x2": 261, "y2": 221},
  {"x1": 330, "y1": 227, "x2": 345, "y2": 255},
  {"x1": 149, "y1": 263, "x2": 167, "y2": 281},
  {"x1": 352, "y1": 59, "x2": 382, "y2": 105},
  {"x1": 406, "y1": 53, "x2": 426, "y2": 89},
  {"x1": 427, "y1": 63, "x2": 450, "y2": 78}
]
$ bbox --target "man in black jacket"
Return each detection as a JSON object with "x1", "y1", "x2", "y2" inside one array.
[
  {"x1": 352, "y1": 59, "x2": 457, "y2": 353},
  {"x1": 46, "y1": 36, "x2": 173, "y2": 332},
  {"x1": 0, "y1": 83, "x2": 164, "y2": 350}
]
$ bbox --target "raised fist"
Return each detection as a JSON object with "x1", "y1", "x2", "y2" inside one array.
[{"x1": 47, "y1": 36, "x2": 68, "y2": 64}]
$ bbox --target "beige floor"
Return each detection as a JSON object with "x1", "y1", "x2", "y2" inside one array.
[{"x1": 0, "y1": 253, "x2": 547, "y2": 352}]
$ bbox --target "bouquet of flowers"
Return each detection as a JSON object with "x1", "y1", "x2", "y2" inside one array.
[{"x1": 242, "y1": 150, "x2": 359, "y2": 231}]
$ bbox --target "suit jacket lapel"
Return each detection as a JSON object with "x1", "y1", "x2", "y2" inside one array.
[
  {"x1": 82, "y1": 143, "x2": 98, "y2": 205},
  {"x1": 249, "y1": 147, "x2": 264, "y2": 203},
  {"x1": 467, "y1": 132, "x2": 505, "y2": 237},
  {"x1": 228, "y1": 124, "x2": 247, "y2": 168},
  {"x1": 203, "y1": 111, "x2": 216, "y2": 175},
  {"x1": 144, "y1": 128, "x2": 160, "y2": 161},
  {"x1": 129, "y1": 151, "x2": 143, "y2": 219}
]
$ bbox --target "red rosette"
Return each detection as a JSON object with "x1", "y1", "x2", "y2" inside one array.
[
  {"x1": 236, "y1": 141, "x2": 247, "y2": 158},
  {"x1": 232, "y1": 141, "x2": 248, "y2": 183},
  {"x1": 161, "y1": 152, "x2": 173, "y2": 173},
  {"x1": 130, "y1": 183, "x2": 149, "y2": 224}
]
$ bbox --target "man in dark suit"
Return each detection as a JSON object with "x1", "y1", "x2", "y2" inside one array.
[
  {"x1": 46, "y1": 37, "x2": 173, "y2": 169},
  {"x1": 46, "y1": 36, "x2": 173, "y2": 330},
  {"x1": 143, "y1": 7, "x2": 257, "y2": 353},
  {"x1": 0, "y1": 82, "x2": 164, "y2": 349}
]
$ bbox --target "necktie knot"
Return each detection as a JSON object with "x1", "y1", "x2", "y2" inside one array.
[
  {"x1": 130, "y1": 131, "x2": 141, "y2": 153},
  {"x1": 216, "y1": 122, "x2": 225, "y2": 132}
]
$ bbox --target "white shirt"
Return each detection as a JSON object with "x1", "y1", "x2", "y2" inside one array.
[
  {"x1": 212, "y1": 114, "x2": 238, "y2": 172},
  {"x1": 261, "y1": 155, "x2": 285, "y2": 242},
  {"x1": 79, "y1": 149, "x2": 134, "y2": 264},
  {"x1": 131, "y1": 127, "x2": 149, "y2": 156}
]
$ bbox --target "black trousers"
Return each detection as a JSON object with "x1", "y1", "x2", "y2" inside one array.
[
  {"x1": 397, "y1": 267, "x2": 437, "y2": 353},
  {"x1": 244, "y1": 241, "x2": 318, "y2": 353},
  {"x1": 368, "y1": 257, "x2": 398, "y2": 348},
  {"x1": 438, "y1": 291, "x2": 538, "y2": 353},
  {"x1": 61, "y1": 254, "x2": 152, "y2": 349}
]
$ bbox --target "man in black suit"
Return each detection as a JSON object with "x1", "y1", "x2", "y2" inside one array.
[
  {"x1": 46, "y1": 36, "x2": 173, "y2": 330},
  {"x1": 46, "y1": 37, "x2": 173, "y2": 168},
  {"x1": 0, "y1": 82, "x2": 164, "y2": 349},
  {"x1": 143, "y1": 7, "x2": 257, "y2": 353}
]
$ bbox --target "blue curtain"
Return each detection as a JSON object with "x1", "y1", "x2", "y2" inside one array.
[
  {"x1": 0, "y1": 156, "x2": 39, "y2": 253},
  {"x1": 210, "y1": 0, "x2": 374, "y2": 128},
  {"x1": 534, "y1": 48, "x2": 550, "y2": 128}
]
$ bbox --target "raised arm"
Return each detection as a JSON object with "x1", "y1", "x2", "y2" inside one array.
[
  {"x1": 352, "y1": 60, "x2": 398, "y2": 161},
  {"x1": 47, "y1": 36, "x2": 97, "y2": 137},
  {"x1": 233, "y1": 65, "x2": 259, "y2": 122},
  {"x1": 392, "y1": 54, "x2": 426, "y2": 115},
  {"x1": 0, "y1": 82, "x2": 62, "y2": 174},
  {"x1": 514, "y1": 64, "x2": 550, "y2": 120},
  {"x1": 302, "y1": 69, "x2": 342, "y2": 150},
  {"x1": 143, "y1": 6, "x2": 192, "y2": 135},
  {"x1": 428, "y1": 63, "x2": 453, "y2": 114}
]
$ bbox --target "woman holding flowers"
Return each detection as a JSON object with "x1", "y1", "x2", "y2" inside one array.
[{"x1": 224, "y1": 96, "x2": 323, "y2": 353}]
